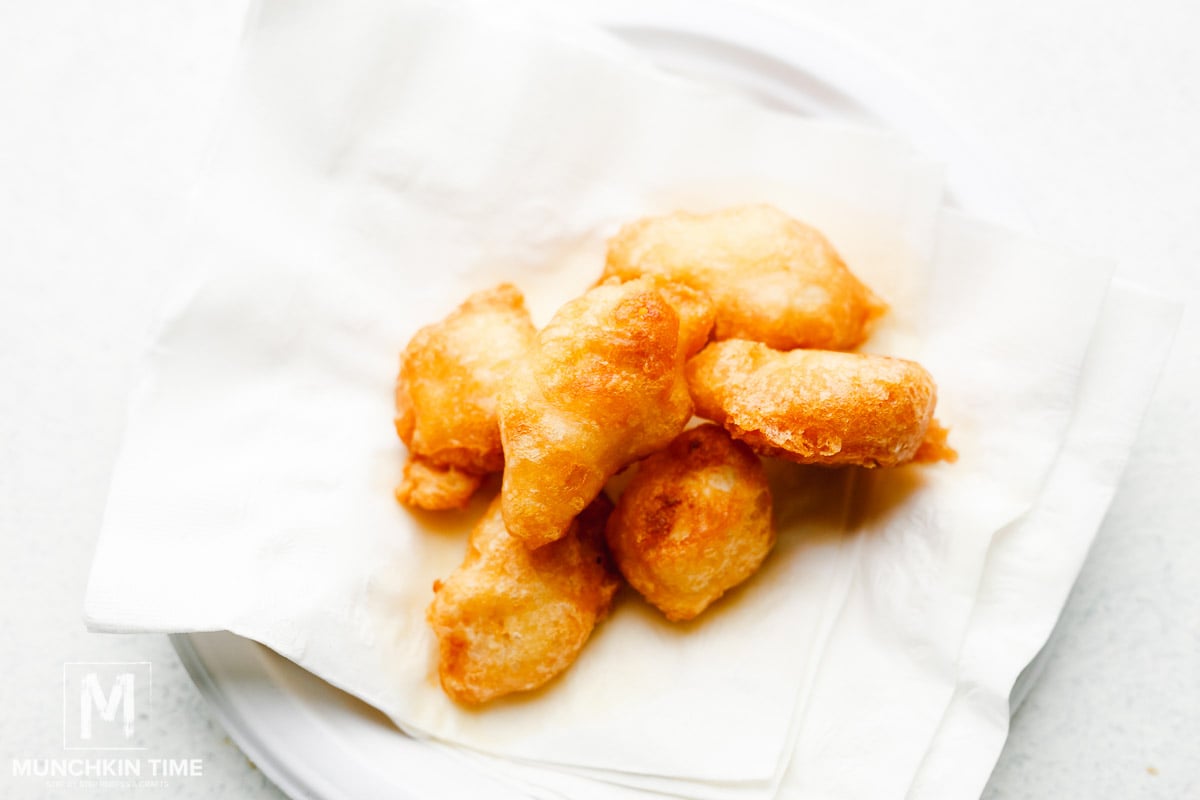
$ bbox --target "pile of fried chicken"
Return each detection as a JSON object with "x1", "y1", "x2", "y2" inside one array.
[{"x1": 393, "y1": 205, "x2": 955, "y2": 705}]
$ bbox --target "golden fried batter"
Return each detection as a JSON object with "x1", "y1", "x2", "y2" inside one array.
[
  {"x1": 499, "y1": 278, "x2": 714, "y2": 548},
  {"x1": 426, "y1": 496, "x2": 619, "y2": 705},
  {"x1": 603, "y1": 204, "x2": 887, "y2": 351},
  {"x1": 606, "y1": 425, "x2": 775, "y2": 622},
  {"x1": 914, "y1": 418, "x2": 958, "y2": 464},
  {"x1": 395, "y1": 284, "x2": 536, "y2": 509},
  {"x1": 393, "y1": 457, "x2": 484, "y2": 511},
  {"x1": 687, "y1": 340, "x2": 948, "y2": 467},
  {"x1": 651, "y1": 278, "x2": 717, "y2": 357}
]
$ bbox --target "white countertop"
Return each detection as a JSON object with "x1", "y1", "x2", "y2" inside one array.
[{"x1": 1, "y1": 1, "x2": 1196, "y2": 797}]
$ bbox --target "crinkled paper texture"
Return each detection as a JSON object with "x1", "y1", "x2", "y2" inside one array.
[{"x1": 84, "y1": 1, "x2": 1177, "y2": 798}]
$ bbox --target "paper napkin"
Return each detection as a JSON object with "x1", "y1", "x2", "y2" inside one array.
[
  {"x1": 85, "y1": 0, "x2": 943, "y2": 786},
  {"x1": 83, "y1": 1, "x2": 1177, "y2": 798}
]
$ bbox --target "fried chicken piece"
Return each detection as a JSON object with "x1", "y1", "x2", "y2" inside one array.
[
  {"x1": 603, "y1": 204, "x2": 887, "y2": 351},
  {"x1": 499, "y1": 278, "x2": 714, "y2": 548},
  {"x1": 426, "y1": 495, "x2": 619, "y2": 705},
  {"x1": 394, "y1": 284, "x2": 536, "y2": 509},
  {"x1": 687, "y1": 340, "x2": 951, "y2": 468},
  {"x1": 393, "y1": 457, "x2": 484, "y2": 511},
  {"x1": 607, "y1": 424, "x2": 775, "y2": 622}
]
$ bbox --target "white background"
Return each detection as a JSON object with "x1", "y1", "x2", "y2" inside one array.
[{"x1": 1, "y1": 1, "x2": 1196, "y2": 798}]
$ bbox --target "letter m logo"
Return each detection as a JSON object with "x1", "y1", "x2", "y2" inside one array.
[
  {"x1": 80, "y1": 672, "x2": 135, "y2": 740},
  {"x1": 63, "y1": 662, "x2": 151, "y2": 750}
]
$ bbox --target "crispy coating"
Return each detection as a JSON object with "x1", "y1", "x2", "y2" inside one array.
[
  {"x1": 603, "y1": 204, "x2": 887, "y2": 351},
  {"x1": 687, "y1": 340, "x2": 948, "y2": 468},
  {"x1": 499, "y1": 278, "x2": 714, "y2": 548},
  {"x1": 650, "y1": 278, "x2": 717, "y2": 357},
  {"x1": 607, "y1": 425, "x2": 775, "y2": 622},
  {"x1": 426, "y1": 495, "x2": 619, "y2": 705},
  {"x1": 914, "y1": 419, "x2": 958, "y2": 464},
  {"x1": 393, "y1": 457, "x2": 483, "y2": 511},
  {"x1": 394, "y1": 284, "x2": 536, "y2": 509}
]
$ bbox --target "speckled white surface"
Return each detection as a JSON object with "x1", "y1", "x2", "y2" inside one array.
[{"x1": 1, "y1": 1, "x2": 1196, "y2": 798}]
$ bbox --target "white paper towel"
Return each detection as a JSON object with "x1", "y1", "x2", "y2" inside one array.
[
  {"x1": 81, "y1": 0, "x2": 1178, "y2": 797},
  {"x1": 435, "y1": 218, "x2": 1176, "y2": 800},
  {"x1": 84, "y1": 0, "x2": 944, "y2": 786},
  {"x1": 904, "y1": 279, "x2": 1179, "y2": 800}
]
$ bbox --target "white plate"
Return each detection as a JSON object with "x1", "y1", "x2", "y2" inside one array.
[{"x1": 173, "y1": 2, "x2": 1033, "y2": 797}]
